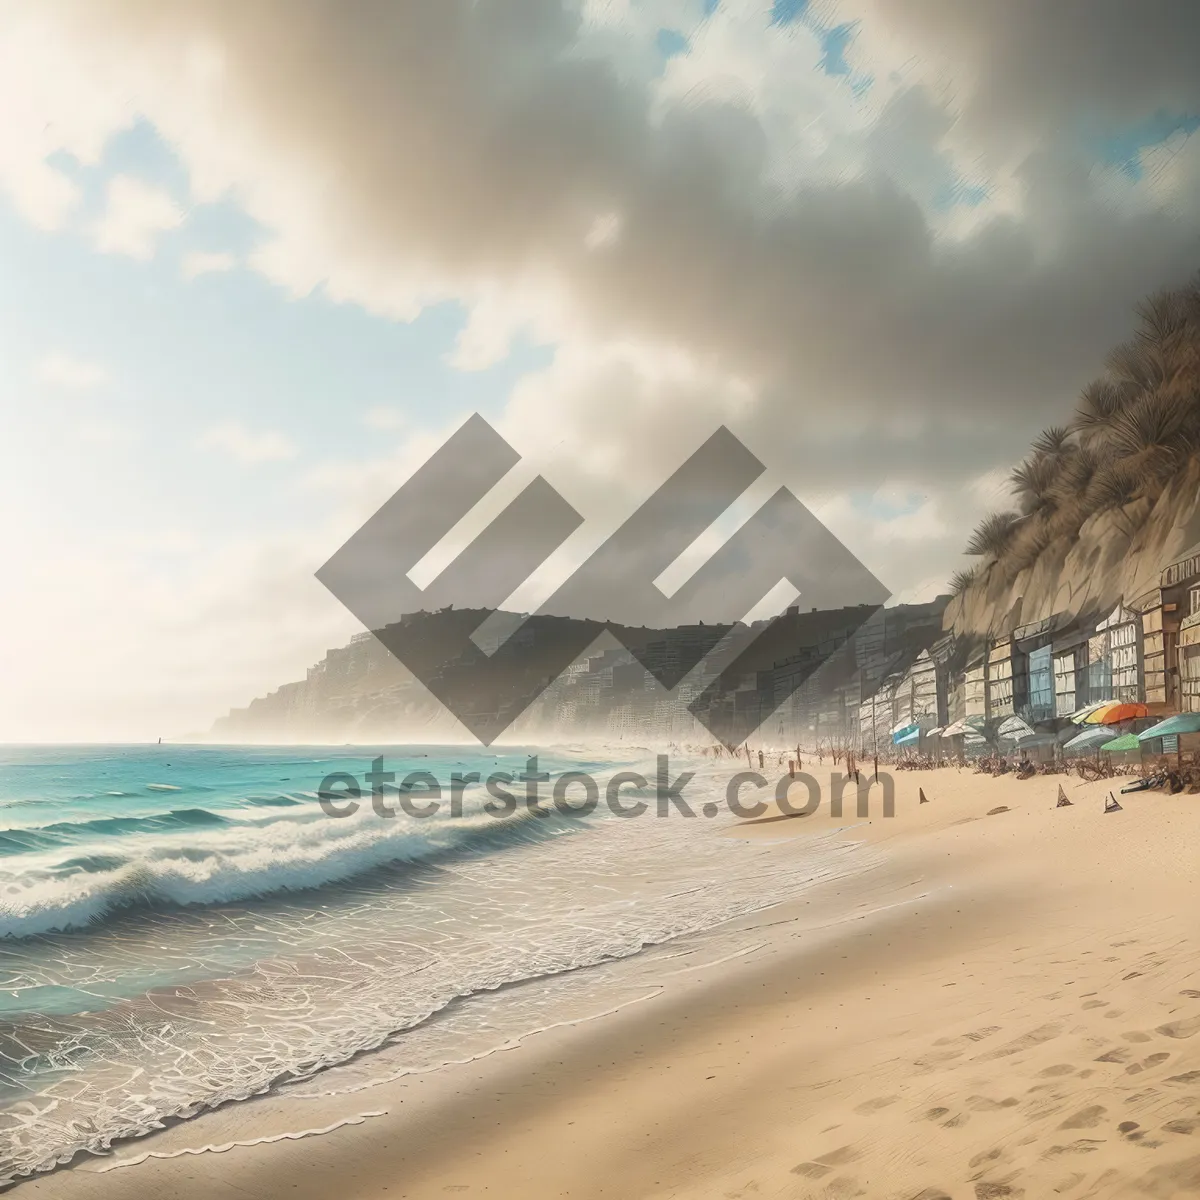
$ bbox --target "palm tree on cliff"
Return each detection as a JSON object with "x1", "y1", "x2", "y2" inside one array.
[{"x1": 957, "y1": 274, "x2": 1200, "y2": 589}]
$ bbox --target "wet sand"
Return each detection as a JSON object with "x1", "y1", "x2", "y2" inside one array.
[{"x1": 20, "y1": 766, "x2": 1200, "y2": 1200}]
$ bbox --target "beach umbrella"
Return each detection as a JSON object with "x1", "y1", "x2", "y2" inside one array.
[
  {"x1": 1100, "y1": 732, "x2": 1140, "y2": 752},
  {"x1": 1083, "y1": 701, "x2": 1149, "y2": 725},
  {"x1": 998, "y1": 715, "x2": 1036, "y2": 741},
  {"x1": 942, "y1": 716, "x2": 985, "y2": 738},
  {"x1": 1064, "y1": 725, "x2": 1116, "y2": 751},
  {"x1": 1137, "y1": 712, "x2": 1200, "y2": 741},
  {"x1": 1069, "y1": 700, "x2": 1111, "y2": 724}
]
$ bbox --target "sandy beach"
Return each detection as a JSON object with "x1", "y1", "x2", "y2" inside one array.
[{"x1": 19, "y1": 764, "x2": 1200, "y2": 1200}]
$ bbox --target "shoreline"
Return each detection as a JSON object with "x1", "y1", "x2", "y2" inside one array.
[{"x1": 19, "y1": 765, "x2": 1200, "y2": 1199}]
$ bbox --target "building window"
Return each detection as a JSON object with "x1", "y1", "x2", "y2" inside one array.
[
  {"x1": 1111, "y1": 622, "x2": 1139, "y2": 700},
  {"x1": 1027, "y1": 645, "x2": 1053, "y2": 720},
  {"x1": 964, "y1": 665, "x2": 986, "y2": 717},
  {"x1": 1182, "y1": 645, "x2": 1200, "y2": 713},
  {"x1": 1087, "y1": 633, "x2": 1112, "y2": 699},
  {"x1": 1054, "y1": 651, "x2": 1076, "y2": 716},
  {"x1": 1191, "y1": 586, "x2": 1200, "y2": 616}
]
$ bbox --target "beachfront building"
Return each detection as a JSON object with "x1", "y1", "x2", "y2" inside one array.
[
  {"x1": 858, "y1": 674, "x2": 899, "y2": 754},
  {"x1": 1137, "y1": 543, "x2": 1200, "y2": 712},
  {"x1": 1087, "y1": 604, "x2": 1143, "y2": 703},
  {"x1": 986, "y1": 636, "x2": 1016, "y2": 720},
  {"x1": 1007, "y1": 613, "x2": 1074, "y2": 724},
  {"x1": 963, "y1": 654, "x2": 987, "y2": 719},
  {"x1": 886, "y1": 648, "x2": 944, "y2": 735},
  {"x1": 1179, "y1": 581, "x2": 1200, "y2": 713},
  {"x1": 1050, "y1": 621, "x2": 1094, "y2": 717}
]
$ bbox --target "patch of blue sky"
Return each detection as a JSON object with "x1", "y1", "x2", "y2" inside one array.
[
  {"x1": 655, "y1": 28, "x2": 689, "y2": 59},
  {"x1": 770, "y1": 0, "x2": 807, "y2": 24},
  {"x1": 932, "y1": 178, "x2": 990, "y2": 212},
  {"x1": 770, "y1": 0, "x2": 870, "y2": 93},
  {"x1": 850, "y1": 490, "x2": 925, "y2": 523},
  {"x1": 1, "y1": 125, "x2": 550, "y2": 540},
  {"x1": 1087, "y1": 110, "x2": 1200, "y2": 181}
]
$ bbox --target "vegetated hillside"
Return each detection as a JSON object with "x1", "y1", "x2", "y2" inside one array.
[{"x1": 947, "y1": 276, "x2": 1200, "y2": 637}]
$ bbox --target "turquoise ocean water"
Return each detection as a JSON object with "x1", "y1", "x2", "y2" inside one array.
[{"x1": 0, "y1": 743, "x2": 855, "y2": 1185}]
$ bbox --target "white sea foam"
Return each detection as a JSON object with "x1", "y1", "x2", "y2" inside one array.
[
  {"x1": 0, "y1": 799, "x2": 560, "y2": 938},
  {"x1": 0, "y1": 751, "x2": 880, "y2": 1188}
]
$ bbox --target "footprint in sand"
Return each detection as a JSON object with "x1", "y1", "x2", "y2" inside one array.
[
  {"x1": 1126, "y1": 1052, "x2": 1171, "y2": 1075},
  {"x1": 973, "y1": 1180, "x2": 1024, "y2": 1198},
  {"x1": 1118, "y1": 1120, "x2": 1163, "y2": 1148},
  {"x1": 1042, "y1": 1138, "x2": 1106, "y2": 1158},
  {"x1": 790, "y1": 1143, "x2": 859, "y2": 1178},
  {"x1": 967, "y1": 1095, "x2": 1020, "y2": 1112},
  {"x1": 962, "y1": 1026, "x2": 1002, "y2": 1042},
  {"x1": 968, "y1": 1146, "x2": 1005, "y2": 1168},
  {"x1": 1039, "y1": 1064, "x2": 1075, "y2": 1077},
  {"x1": 790, "y1": 1162, "x2": 831, "y2": 1179},
  {"x1": 1162, "y1": 1116, "x2": 1200, "y2": 1135},
  {"x1": 1157, "y1": 1014, "x2": 1200, "y2": 1039},
  {"x1": 853, "y1": 1095, "x2": 900, "y2": 1114},
  {"x1": 982, "y1": 1024, "x2": 1061, "y2": 1060},
  {"x1": 1058, "y1": 1104, "x2": 1107, "y2": 1130}
]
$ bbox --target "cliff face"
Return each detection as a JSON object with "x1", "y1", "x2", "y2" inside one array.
[
  {"x1": 947, "y1": 460, "x2": 1200, "y2": 637},
  {"x1": 209, "y1": 634, "x2": 469, "y2": 743}
]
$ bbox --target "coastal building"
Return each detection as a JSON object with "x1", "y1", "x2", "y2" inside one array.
[
  {"x1": 986, "y1": 637, "x2": 1017, "y2": 720},
  {"x1": 963, "y1": 653, "x2": 987, "y2": 719},
  {"x1": 1178, "y1": 579, "x2": 1200, "y2": 713},
  {"x1": 1138, "y1": 543, "x2": 1200, "y2": 712},
  {"x1": 1050, "y1": 621, "x2": 1094, "y2": 716},
  {"x1": 1088, "y1": 604, "x2": 1142, "y2": 703}
]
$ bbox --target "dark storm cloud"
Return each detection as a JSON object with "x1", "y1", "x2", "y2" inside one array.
[{"x1": 46, "y1": 0, "x2": 1200, "y2": 522}]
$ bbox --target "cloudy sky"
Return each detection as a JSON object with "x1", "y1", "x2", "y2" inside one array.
[{"x1": 3, "y1": 0, "x2": 1200, "y2": 740}]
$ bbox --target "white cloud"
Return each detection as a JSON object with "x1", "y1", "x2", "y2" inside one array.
[
  {"x1": 584, "y1": 211, "x2": 622, "y2": 250},
  {"x1": 75, "y1": 419, "x2": 137, "y2": 446},
  {"x1": 198, "y1": 420, "x2": 297, "y2": 464},
  {"x1": 34, "y1": 352, "x2": 108, "y2": 390},
  {"x1": 92, "y1": 173, "x2": 185, "y2": 260},
  {"x1": 0, "y1": 9, "x2": 131, "y2": 231},
  {"x1": 362, "y1": 405, "x2": 407, "y2": 431},
  {"x1": 181, "y1": 248, "x2": 236, "y2": 279}
]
